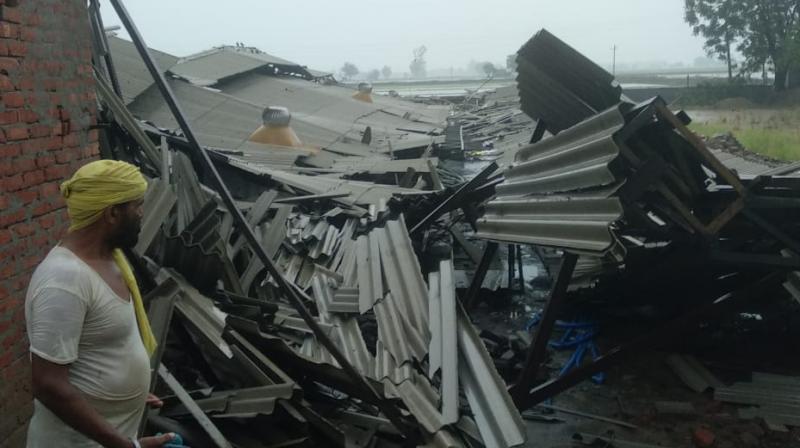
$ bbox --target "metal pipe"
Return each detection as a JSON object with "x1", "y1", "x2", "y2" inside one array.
[
  {"x1": 465, "y1": 242, "x2": 499, "y2": 309},
  {"x1": 507, "y1": 244, "x2": 515, "y2": 290},
  {"x1": 511, "y1": 253, "x2": 577, "y2": 405},
  {"x1": 105, "y1": 0, "x2": 414, "y2": 439},
  {"x1": 516, "y1": 245, "x2": 525, "y2": 294},
  {"x1": 410, "y1": 161, "x2": 497, "y2": 234},
  {"x1": 89, "y1": 0, "x2": 123, "y2": 98}
]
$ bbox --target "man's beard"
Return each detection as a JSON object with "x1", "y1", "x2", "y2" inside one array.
[{"x1": 109, "y1": 216, "x2": 142, "y2": 249}]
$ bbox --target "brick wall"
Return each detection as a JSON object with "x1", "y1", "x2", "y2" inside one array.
[{"x1": 0, "y1": 0, "x2": 98, "y2": 446}]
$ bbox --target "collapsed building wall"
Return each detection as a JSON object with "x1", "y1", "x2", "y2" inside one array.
[{"x1": 0, "y1": 1, "x2": 99, "y2": 445}]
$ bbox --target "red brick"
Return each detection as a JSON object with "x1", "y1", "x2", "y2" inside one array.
[
  {"x1": 22, "y1": 136, "x2": 61, "y2": 153},
  {"x1": 0, "y1": 23, "x2": 17, "y2": 39},
  {"x1": 19, "y1": 26, "x2": 35, "y2": 42},
  {"x1": 10, "y1": 222, "x2": 33, "y2": 238},
  {"x1": 21, "y1": 169, "x2": 43, "y2": 188},
  {"x1": 16, "y1": 76, "x2": 33, "y2": 91},
  {"x1": 38, "y1": 181, "x2": 59, "y2": 197},
  {"x1": 24, "y1": 12, "x2": 40, "y2": 27},
  {"x1": 0, "y1": 209, "x2": 25, "y2": 227},
  {"x1": 0, "y1": 143, "x2": 20, "y2": 157},
  {"x1": 29, "y1": 232, "x2": 48, "y2": 248},
  {"x1": 14, "y1": 188, "x2": 37, "y2": 205},
  {"x1": 0, "y1": 262, "x2": 16, "y2": 281},
  {"x1": 3, "y1": 239, "x2": 28, "y2": 259},
  {"x1": 0, "y1": 74, "x2": 12, "y2": 91},
  {"x1": 29, "y1": 124, "x2": 49, "y2": 138},
  {"x1": 32, "y1": 201, "x2": 55, "y2": 217},
  {"x1": 83, "y1": 143, "x2": 100, "y2": 158},
  {"x1": 35, "y1": 154, "x2": 55, "y2": 169},
  {"x1": 18, "y1": 109, "x2": 37, "y2": 124},
  {"x1": 2, "y1": 91, "x2": 24, "y2": 108},
  {"x1": 20, "y1": 254, "x2": 39, "y2": 270},
  {"x1": 12, "y1": 157, "x2": 34, "y2": 173},
  {"x1": 0, "y1": 39, "x2": 7, "y2": 57},
  {"x1": 2, "y1": 173, "x2": 22, "y2": 191},
  {"x1": 0, "y1": 6, "x2": 23, "y2": 24},
  {"x1": 43, "y1": 165, "x2": 67, "y2": 181},
  {"x1": 4, "y1": 125, "x2": 27, "y2": 141},
  {"x1": 0, "y1": 56, "x2": 17, "y2": 71},
  {"x1": 0, "y1": 351, "x2": 13, "y2": 370},
  {"x1": 5, "y1": 40, "x2": 25, "y2": 57},
  {"x1": 54, "y1": 151, "x2": 76, "y2": 164},
  {"x1": 62, "y1": 133, "x2": 79, "y2": 147},
  {"x1": 0, "y1": 110, "x2": 16, "y2": 124},
  {"x1": 38, "y1": 212, "x2": 57, "y2": 230},
  {"x1": 42, "y1": 78, "x2": 59, "y2": 91},
  {"x1": 8, "y1": 272, "x2": 31, "y2": 294},
  {"x1": 0, "y1": 229, "x2": 10, "y2": 246},
  {"x1": 2, "y1": 327, "x2": 23, "y2": 350}
]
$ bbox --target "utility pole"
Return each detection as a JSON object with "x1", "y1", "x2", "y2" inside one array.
[{"x1": 612, "y1": 44, "x2": 617, "y2": 76}]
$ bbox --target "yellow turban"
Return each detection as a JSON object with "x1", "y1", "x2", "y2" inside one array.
[
  {"x1": 59, "y1": 160, "x2": 156, "y2": 357},
  {"x1": 60, "y1": 160, "x2": 148, "y2": 232}
]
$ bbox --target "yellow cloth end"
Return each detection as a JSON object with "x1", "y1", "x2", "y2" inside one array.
[{"x1": 113, "y1": 249, "x2": 157, "y2": 357}]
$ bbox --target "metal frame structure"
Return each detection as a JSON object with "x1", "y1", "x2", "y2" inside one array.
[
  {"x1": 513, "y1": 273, "x2": 782, "y2": 411},
  {"x1": 102, "y1": 0, "x2": 416, "y2": 439}
]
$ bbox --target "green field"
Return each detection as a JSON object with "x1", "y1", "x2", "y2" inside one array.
[{"x1": 688, "y1": 108, "x2": 800, "y2": 161}]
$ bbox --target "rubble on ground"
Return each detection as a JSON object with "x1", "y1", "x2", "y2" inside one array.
[{"x1": 89, "y1": 7, "x2": 800, "y2": 446}]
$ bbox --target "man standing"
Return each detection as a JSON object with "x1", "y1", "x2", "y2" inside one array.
[{"x1": 25, "y1": 160, "x2": 174, "y2": 448}]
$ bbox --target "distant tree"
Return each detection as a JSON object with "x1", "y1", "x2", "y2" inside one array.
[
  {"x1": 684, "y1": 0, "x2": 743, "y2": 82},
  {"x1": 482, "y1": 62, "x2": 496, "y2": 77},
  {"x1": 737, "y1": 0, "x2": 800, "y2": 90},
  {"x1": 340, "y1": 62, "x2": 359, "y2": 81},
  {"x1": 381, "y1": 65, "x2": 392, "y2": 79},
  {"x1": 506, "y1": 54, "x2": 517, "y2": 72},
  {"x1": 684, "y1": 0, "x2": 800, "y2": 90},
  {"x1": 409, "y1": 46, "x2": 427, "y2": 78},
  {"x1": 366, "y1": 69, "x2": 381, "y2": 82}
]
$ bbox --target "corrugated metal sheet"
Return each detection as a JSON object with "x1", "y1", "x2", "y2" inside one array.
[
  {"x1": 170, "y1": 46, "x2": 310, "y2": 85},
  {"x1": 107, "y1": 36, "x2": 179, "y2": 104},
  {"x1": 220, "y1": 74, "x2": 449, "y2": 127},
  {"x1": 476, "y1": 197, "x2": 624, "y2": 253},
  {"x1": 477, "y1": 105, "x2": 627, "y2": 254},
  {"x1": 329, "y1": 157, "x2": 438, "y2": 175},
  {"x1": 457, "y1": 304, "x2": 526, "y2": 448},
  {"x1": 711, "y1": 149, "x2": 775, "y2": 176},
  {"x1": 215, "y1": 74, "x2": 443, "y2": 152},
  {"x1": 501, "y1": 105, "x2": 626, "y2": 195},
  {"x1": 210, "y1": 145, "x2": 309, "y2": 171},
  {"x1": 128, "y1": 77, "x2": 425, "y2": 160},
  {"x1": 252, "y1": 166, "x2": 428, "y2": 207},
  {"x1": 515, "y1": 29, "x2": 622, "y2": 134}
]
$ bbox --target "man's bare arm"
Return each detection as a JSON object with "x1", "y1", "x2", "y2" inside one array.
[{"x1": 31, "y1": 354, "x2": 173, "y2": 448}]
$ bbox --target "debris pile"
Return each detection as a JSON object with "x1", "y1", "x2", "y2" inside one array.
[
  {"x1": 88, "y1": 3, "x2": 800, "y2": 445},
  {"x1": 91, "y1": 4, "x2": 527, "y2": 447}
]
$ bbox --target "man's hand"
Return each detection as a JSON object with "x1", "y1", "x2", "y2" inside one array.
[
  {"x1": 138, "y1": 433, "x2": 175, "y2": 447},
  {"x1": 145, "y1": 393, "x2": 163, "y2": 409}
]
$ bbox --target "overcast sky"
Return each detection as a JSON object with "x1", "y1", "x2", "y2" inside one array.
[{"x1": 101, "y1": 0, "x2": 711, "y2": 75}]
